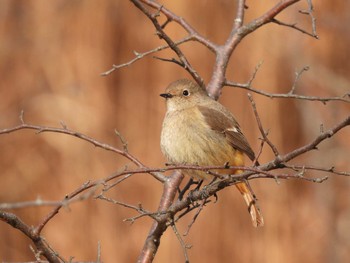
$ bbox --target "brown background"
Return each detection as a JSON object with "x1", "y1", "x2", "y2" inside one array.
[{"x1": 1, "y1": 1, "x2": 350, "y2": 262}]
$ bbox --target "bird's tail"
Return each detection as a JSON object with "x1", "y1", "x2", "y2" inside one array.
[{"x1": 235, "y1": 181, "x2": 264, "y2": 227}]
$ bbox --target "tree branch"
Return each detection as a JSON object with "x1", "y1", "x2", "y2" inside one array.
[
  {"x1": 225, "y1": 65, "x2": 350, "y2": 104},
  {"x1": 0, "y1": 211, "x2": 61, "y2": 263},
  {"x1": 227, "y1": 80, "x2": 350, "y2": 103},
  {"x1": 206, "y1": 0, "x2": 300, "y2": 98},
  {"x1": 271, "y1": 18, "x2": 317, "y2": 39},
  {"x1": 137, "y1": 170, "x2": 184, "y2": 263},
  {"x1": 280, "y1": 115, "x2": 350, "y2": 163},
  {"x1": 130, "y1": 0, "x2": 204, "y2": 87},
  {"x1": 3, "y1": 2, "x2": 348, "y2": 263},
  {"x1": 248, "y1": 93, "x2": 280, "y2": 157},
  {"x1": 135, "y1": 0, "x2": 218, "y2": 52},
  {"x1": 101, "y1": 36, "x2": 193, "y2": 76},
  {"x1": 1, "y1": 114, "x2": 349, "y2": 261},
  {"x1": 0, "y1": 114, "x2": 167, "y2": 183},
  {"x1": 0, "y1": 189, "x2": 94, "y2": 210}
]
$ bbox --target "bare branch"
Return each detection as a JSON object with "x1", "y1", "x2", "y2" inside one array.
[
  {"x1": 271, "y1": 18, "x2": 318, "y2": 39},
  {"x1": 280, "y1": 116, "x2": 350, "y2": 163},
  {"x1": 232, "y1": 0, "x2": 246, "y2": 31},
  {"x1": 130, "y1": 0, "x2": 204, "y2": 87},
  {"x1": 226, "y1": 80, "x2": 350, "y2": 103},
  {"x1": 101, "y1": 172, "x2": 133, "y2": 192},
  {"x1": 97, "y1": 241, "x2": 102, "y2": 263},
  {"x1": 171, "y1": 221, "x2": 191, "y2": 263},
  {"x1": 299, "y1": 0, "x2": 319, "y2": 39},
  {"x1": 183, "y1": 199, "x2": 207, "y2": 236},
  {"x1": 152, "y1": 56, "x2": 183, "y2": 67},
  {"x1": 226, "y1": 63, "x2": 350, "y2": 103},
  {"x1": 207, "y1": 0, "x2": 300, "y2": 98},
  {"x1": 0, "y1": 117, "x2": 167, "y2": 183},
  {"x1": 247, "y1": 93, "x2": 280, "y2": 157},
  {"x1": 101, "y1": 36, "x2": 192, "y2": 76},
  {"x1": 4, "y1": 118, "x2": 344, "y2": 257},
  {"x1": 96, "y1": 194, "x2": 161, "y2": 222},
  {"x1": 2, "y1": 113, "x2": 348, "y2": 231},
  {"x1": 284, "y1": 164, "x2": 350, "y2": 176},
  {"x1": 135, "y1": 0, "x2": 218, "y2": 52},
  {"x1": 289, "y1": 66, "x2": 310, "y2": 94},
  {"x1": 0, "y1": 189, "x2": 94, "y2": 210},
  {"x1": 0, "y1": 211, "x2": 61, "y2": 263},
  {"x1": 137, "y1": 170, "x2": 184, "y2": 263},
  {"x1": 114, "y1": 129, "x2": 128, "y2": 152},
  {"x1": 2, "y1": 113, "x2": 349, "y2": 261},
  {"x1": 247, "y1": 60, "x2": 264, "y2": 87},
  {"x1": 2, "y1": 2, "x2": 348, "y2": 262}
]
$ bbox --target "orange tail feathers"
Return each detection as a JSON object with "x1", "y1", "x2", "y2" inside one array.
[{"x1": 235, "y1": 181, "x2": 264, "y2": 227}]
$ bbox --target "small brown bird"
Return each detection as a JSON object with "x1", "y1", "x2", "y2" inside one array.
[{"x1": 160, "y1": 79, "x2": 264, "y2": 227}]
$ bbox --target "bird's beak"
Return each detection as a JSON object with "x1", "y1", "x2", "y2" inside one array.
[{"x1": 160, "y1": 93, "x2": 173, "y2": 99}]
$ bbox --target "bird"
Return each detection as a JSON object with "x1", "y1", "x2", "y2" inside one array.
[{"x1": 160, "y1": 79, "x2": 264, "y2": 227}]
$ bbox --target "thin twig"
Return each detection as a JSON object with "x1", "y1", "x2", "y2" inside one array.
[
  {"x1": 130, "y1": 0, "x2": 204, "y2": 87},
  {"x1": 102, "y1": 173, "x2": 133, "y2": 192},
  {"x1": 183, "y1": 199, "x2": 207, "y2": 236},
  {"x1": 136, "y1": 0, "x2": 218, "y2": 52},
  {"x1": 0, "y1": 116, "x2": 167, "y2": 183},
  {"x1": 226, "y1": 80, "x2": 350, "y2": 103},
  {"x1": 0, "y1": 189, "x2": 94, "y2": 210},
  {"x1": 153, "y1": 56, "x2": 183, "y2": 66},
  {"x1": 271, "y1": 18, "x2": 318, "y2": 39},
  {"x1": 284, "y1": 164, "x2": 350, "y2": 176},
  {"x1": 255, "y1": 132, "x2": 267, "y2": 163},
  {"x1": 114, "y1": 129, "x2": 128, "y2": 152},
  {"x1": 101, "y1": 36, "x2": 192, "y2": 76},
  {"x1": 97, "y1": 241, "x2": 102, "y2": 263},
  {"x1": 299, "y1": 0, "x2": 318, "y2": 39},
  {"x1": 170, "y1": 220, "x2": 191, "y2": 263},
  {"x1": 247, "y1": 61, "x2": 264, "y2": 87},
  {"x1": 96, "y1": 194, "x2": 161, "y2": 222},
  {"x1": 290, "y1": 66, "x2": 310, "y2": 94},
  {"x1": 0, "y1": 211, "x2": 61, "y2": 263},
  {"x1": 247, "y1": 93, "x2": 280, "y2": 156},
  {"x1": 280, "y1": 116, "x2": 350, "y2": 163},
  {"x1": 226, "y1": 64, "x2": 350, "y2": 103}
]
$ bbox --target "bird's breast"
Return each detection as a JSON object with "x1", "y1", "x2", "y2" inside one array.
[{"x1": 160, "y1": 107, "x2": 243, "y2": 170}]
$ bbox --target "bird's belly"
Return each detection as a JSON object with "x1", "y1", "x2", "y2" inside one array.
[{"x1": 161, "y1": 117, "x2": 244, "y2": 179}]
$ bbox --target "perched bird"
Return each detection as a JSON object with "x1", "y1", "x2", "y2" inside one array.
[{"x1": 160, "y1": 79, "x2": 264, "y2": 227}]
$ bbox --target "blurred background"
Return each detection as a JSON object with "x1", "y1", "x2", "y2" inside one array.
[{"x1": 0, "y1": 1, "x2": 349, "y2": 262}]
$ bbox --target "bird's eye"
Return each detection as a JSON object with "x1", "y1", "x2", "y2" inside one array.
[{"x1": 182, "y1": 89, "x2": 190, "y2": 96}]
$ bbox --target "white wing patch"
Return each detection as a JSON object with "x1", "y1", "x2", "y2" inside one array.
[{"x1": 227, "y1": 127, "x2": 239, "y2": 133}]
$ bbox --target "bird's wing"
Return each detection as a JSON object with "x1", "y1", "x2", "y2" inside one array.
[{"x1": 198, "y1": 105, "x2": 256, "y2": 161}]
